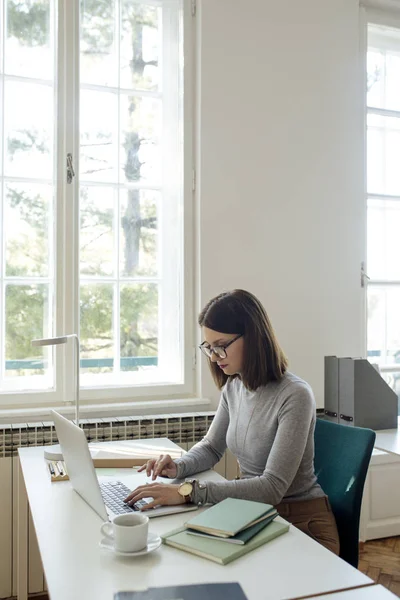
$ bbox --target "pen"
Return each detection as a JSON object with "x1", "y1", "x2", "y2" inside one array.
[
  {"x1": 52, "y1": 462, "x2": 60, "y2": 478},
  {"x1": 57, "y1": 461, "x2": 64, "y2": 476},
  {"x1": 48, "y1": 462, "x2": 55, "y2": 476}
]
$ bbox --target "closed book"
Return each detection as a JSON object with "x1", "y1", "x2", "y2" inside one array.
[
  {"x1": 114, "y1": 582, "x2": 248, "y2": 600},
  {"x1": 184, "y1": 497, "x2": 275, "y2": 538},
  {"x1": 186, "y1": 511, "x2": 278, "y2": 545},
  {"x1": 162, "y1": 520, "x2": 289, "y2": 565}
]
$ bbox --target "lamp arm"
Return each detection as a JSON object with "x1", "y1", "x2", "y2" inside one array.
[
  {"x1": 66, "y1": 334, "x2": 80, "y2": 427},
  {"x1": 74, "y1": 334, "x2": 80, "y2": 427}
]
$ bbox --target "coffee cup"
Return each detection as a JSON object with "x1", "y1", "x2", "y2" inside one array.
[{"x1": 100, "y1": 512, "x2": 149, "y2": 553}]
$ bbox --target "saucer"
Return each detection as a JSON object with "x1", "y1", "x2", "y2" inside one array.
[{"x1": 100, "y1": 532, "x2": 162, "y2": 557}]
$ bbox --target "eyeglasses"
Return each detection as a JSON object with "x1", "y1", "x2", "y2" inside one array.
[{"x1": 199, "y1": 334, "x2": 243, "y2": 360}]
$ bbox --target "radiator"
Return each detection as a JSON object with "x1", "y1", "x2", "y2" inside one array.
[{"x1": 0, "y1": 412, "x2": 239, "y2": 599}]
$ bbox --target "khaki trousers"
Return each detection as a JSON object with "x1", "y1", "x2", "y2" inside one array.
[{"x1": 275, "y1": 495, "x2": 340, "y2": 556}]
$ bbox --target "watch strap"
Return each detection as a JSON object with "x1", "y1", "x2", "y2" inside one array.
[{"x1": 186, "y1": 478, "x2": 207, "y2": 505}]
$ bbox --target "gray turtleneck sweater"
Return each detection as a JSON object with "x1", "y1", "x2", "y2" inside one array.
[{"x1": 174, "y1": 372, "x2": 323, "y2": 506}]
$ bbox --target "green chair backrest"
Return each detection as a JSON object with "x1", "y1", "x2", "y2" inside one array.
[{"x1": 314, "y1": 418, "x2": 375, "y2": 567}]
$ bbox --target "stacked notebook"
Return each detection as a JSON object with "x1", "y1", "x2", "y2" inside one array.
[{"x1": 161, "y1": 498, "x2": 289, "y2": 564}]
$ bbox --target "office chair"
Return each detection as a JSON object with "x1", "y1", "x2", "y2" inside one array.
[{"x1": 314, "y1": 418, "x2": 375, "y2": 568}]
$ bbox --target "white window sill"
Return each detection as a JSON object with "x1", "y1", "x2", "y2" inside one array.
[{"x1": 0, "y1": 397, "x2": 212, "y2": 425}]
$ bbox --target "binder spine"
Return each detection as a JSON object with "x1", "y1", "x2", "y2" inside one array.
[{"x1": 324, "y1": 356, "x2": 339, "y2": 423}]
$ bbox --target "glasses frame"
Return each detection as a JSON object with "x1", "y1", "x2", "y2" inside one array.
[{"x1": 198, "y1": 334, "x2": 243, "y2": 360}]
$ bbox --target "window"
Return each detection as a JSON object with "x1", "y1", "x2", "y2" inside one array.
[
  {"x1": 367, "y1": 21, "x2": 400, "y2": 405},
  {"x1": 0, "y1": 0, "x2": 193, "y2": 406}
]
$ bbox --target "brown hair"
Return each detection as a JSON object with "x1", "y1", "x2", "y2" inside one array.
[{"x1": 198, "y1": 289, "x2": 288, "y2": 391}]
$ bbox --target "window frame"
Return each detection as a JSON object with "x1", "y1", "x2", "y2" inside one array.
[
  {"x1": 365, "y1": 8, "x2": 400, "y2": 386},
  {"x1": 0, "y1": 0, "x2": 195, "y2": 409}
]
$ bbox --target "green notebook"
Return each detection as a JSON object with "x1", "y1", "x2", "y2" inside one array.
[
  {"x1": 186, "y1": 511, "x2": 278, "y2": 545},
  {"x1": 162, "y1": 520, "x2": 289, "y2": 565},
  {"x1": 184, "y1": 497, "x2": 276, "y2": 538}
]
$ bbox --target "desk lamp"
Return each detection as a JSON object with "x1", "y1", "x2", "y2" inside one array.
[{"x1": 32, "y1": 334, "x2": 80, "y2": 460}]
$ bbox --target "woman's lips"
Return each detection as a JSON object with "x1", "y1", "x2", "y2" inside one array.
[{"x1": 218, "y1": 364, "x2": 227, "y2": 369}]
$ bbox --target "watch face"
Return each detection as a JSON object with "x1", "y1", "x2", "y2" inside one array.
[{"x1": 179, "y1": 482, "x2": 193, "y2": 496}]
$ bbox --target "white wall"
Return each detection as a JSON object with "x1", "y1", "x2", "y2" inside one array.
[{"x1": 196, "y1": 0, "x2": 366, "y2": 407}]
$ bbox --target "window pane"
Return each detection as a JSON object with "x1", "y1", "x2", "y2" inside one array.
[
  {"x1": 80, "y1": 89, "x2": 118, "y2": 183},
  {"x1": 5, "y1": 0, "x2": 53, "y2": 80},
  {"x1": 367, "y1": 125, "x2": 384, "y2": 194},
  {"x1": 5, "y1": 284, "x2": 52, "y2": 379},
  {"x1": 121, "y1": 3, "x2": 160, "y2": 91},
  {"x1": 120, "y1": 189, "x2": 158, "y2": 277},
  {"x1": 120, "y1": 95, "x2": 162, "y2": 183},
  {"x1": 80, "y1": 284, "x2": 113, "y2": 375},
  {"x1": 368, "y1": 24, "x2": 400, "y2": 112},
  {"x1": 80, "y1": 0, "x2": 117, "y2": 87},
  {"x1": 5, "y1": 183, "x2": 52, "y2": 277},
  {"x1": 367, "y1": 114, "x2": 400, "y2": 196},
  {"x1": 80, "y1": 187, "x2": 115, "y2": 277},
  {"x1": 1, "y1": 5, "x2": 56, "y2": 394},
  {"x1": 120, "y1": 283, "x2": 158, "y2": 372},
  {"x1": 386, "y1": 53, "x2": 400, "y2": 113},
  {"x1": 0, "y1": 84, "x2": 2, "y2": 177},
  {"x1": 367, "y1": 49, "x2": 385, "y2": 109},
  {"x1": 4, "y1": 81, "x2": 54, "y2": 179},
  {"x1": 367, "y1": 199, "x2": 400, "y2": 280},
  {"x1": 367, "y1": 286, "x2": 400, "y2": 365},
  {"x1": 79, "y1": 0, "x2": 184, "y2": 393}
]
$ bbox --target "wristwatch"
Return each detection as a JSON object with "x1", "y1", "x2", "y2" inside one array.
[
  {"x1": 182, "y1": 479, "x2": 208, "y2": 505},
  {"x1": 177, "y1": 481, "x2": 194, "y2": 503}
]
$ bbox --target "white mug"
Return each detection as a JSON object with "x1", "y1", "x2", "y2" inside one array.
[{"x1": 100, "y1": 512, "x2": 149, "y2": 553}]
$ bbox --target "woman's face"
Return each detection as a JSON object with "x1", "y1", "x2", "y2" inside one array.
[{"x1": 202, "y1": 327, "x2": 245, "y2": 375}]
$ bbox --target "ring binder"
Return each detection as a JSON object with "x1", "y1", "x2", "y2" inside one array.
[{"x1": 324, "y1": 356, "x2": 398, "y2": 429}]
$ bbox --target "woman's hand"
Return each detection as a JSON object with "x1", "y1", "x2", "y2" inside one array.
[
  {"x1": 137, "y1": 454, "x2": 177, "y2": 480},
  {"x1": 124, "y1": 483, "x2": 185, "y2": 510}
]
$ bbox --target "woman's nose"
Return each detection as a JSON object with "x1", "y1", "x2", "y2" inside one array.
[{"x1": 210, "y1": 352, "x2": 219, "y2": 362}]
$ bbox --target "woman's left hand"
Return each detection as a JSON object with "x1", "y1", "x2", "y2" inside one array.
[{"x1": 124, "y1": 483, "x2": 185, "y2": 510}]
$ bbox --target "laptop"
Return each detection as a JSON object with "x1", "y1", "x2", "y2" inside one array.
[{"x1": 51, "y1": 410, "x2": 198, "y2": 521}]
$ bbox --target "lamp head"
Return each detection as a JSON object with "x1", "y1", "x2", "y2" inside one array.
[{"x1": 32, "y1": 336, "x2": 68, "y2": 347}]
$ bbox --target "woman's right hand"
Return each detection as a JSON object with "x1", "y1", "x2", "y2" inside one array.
[{"x1": 138, "y1": 453, "x2": 178, "y2": 480}]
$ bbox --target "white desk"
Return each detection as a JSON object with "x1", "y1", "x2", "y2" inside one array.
[
  {"x1": 375, "y1": 417, "x2": 400, "y2": 456},
  {"x1": 18, "y1": 438, "x2": 373, "y2": 600},
  {"x1": 300, "y1": 583, "x2": 398, "y2": 599}
]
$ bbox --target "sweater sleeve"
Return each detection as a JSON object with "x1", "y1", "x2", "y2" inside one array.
[
  {"x1": 174, "y1": 389, "x2": 229, "y2": 479},
  {"x1": 191, "y1": 384, "x2": 315, "y2": 506}
]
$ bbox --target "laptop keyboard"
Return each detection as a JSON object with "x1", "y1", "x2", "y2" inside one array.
[{"x1": 100, "y1": 480, "x2": 149, "y2": 515}]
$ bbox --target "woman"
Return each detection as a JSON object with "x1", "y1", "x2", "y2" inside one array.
[{"x1": 124, "y1": 289, "x2": 340, "y2": 554}]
